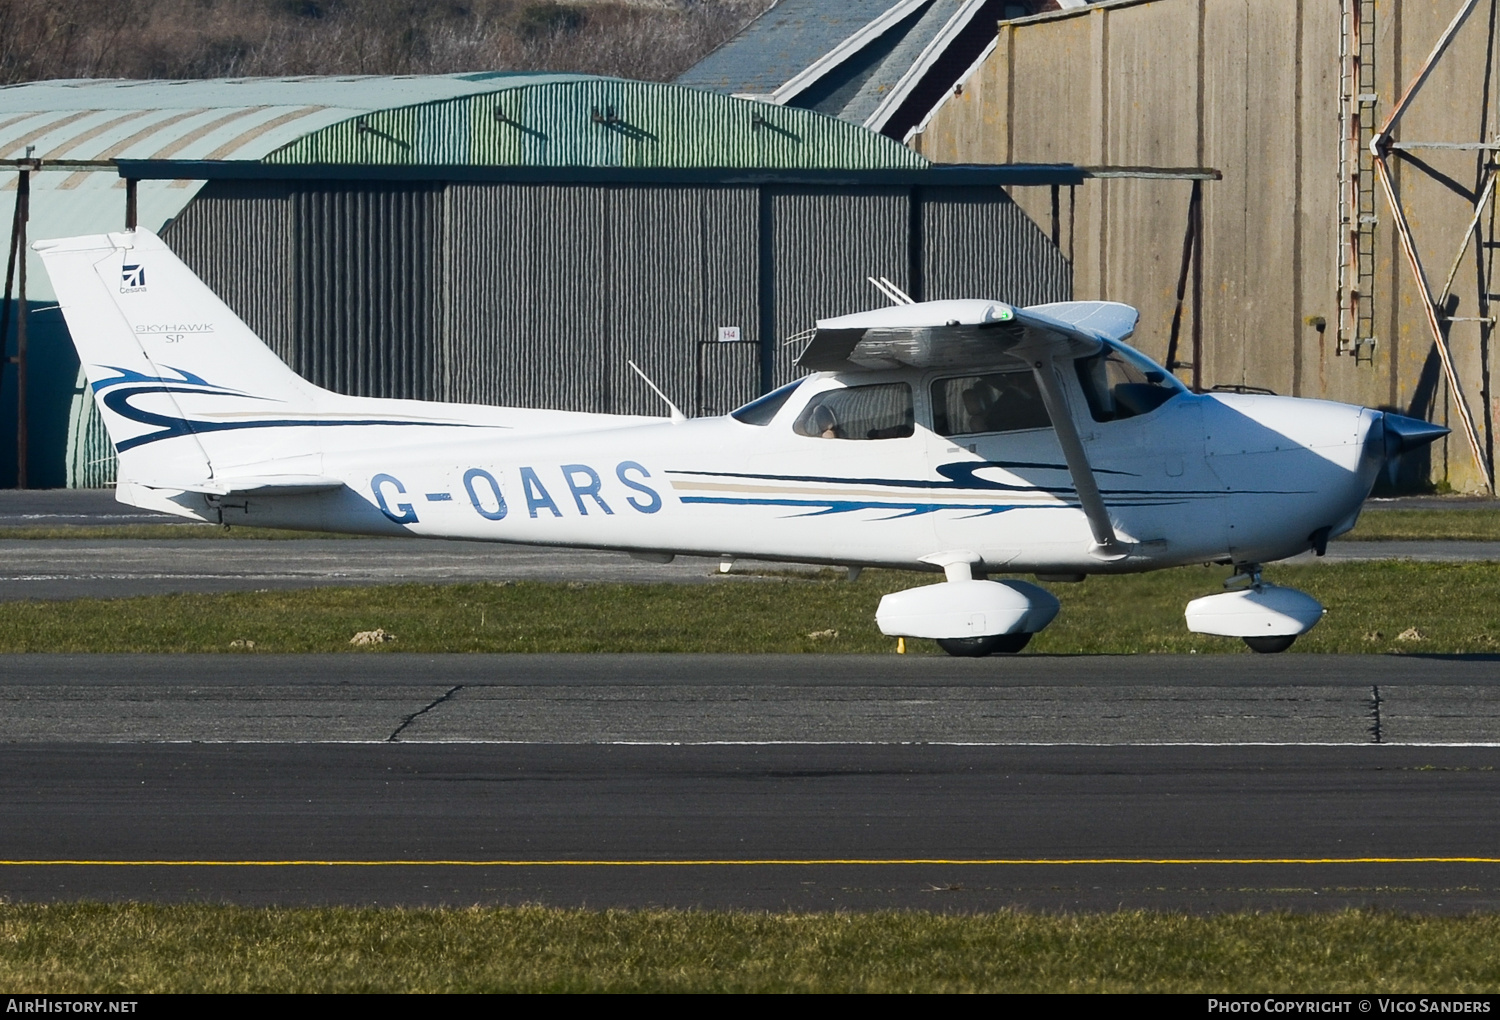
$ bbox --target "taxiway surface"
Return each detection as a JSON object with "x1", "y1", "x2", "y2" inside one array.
[{"x1": 2, "y1": 654, "x2": 1498, "y2": 912}]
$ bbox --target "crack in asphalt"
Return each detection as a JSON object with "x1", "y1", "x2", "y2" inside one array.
[{"x1": 388, "y1": 685, "x2": 465, "y2": 742}]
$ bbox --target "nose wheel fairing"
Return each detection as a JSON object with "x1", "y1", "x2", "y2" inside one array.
[
  {"x1": 1183, "y1": 559, "x2": 1325, "y2": 652},
  {"x1": 1185, "y1": 582, "x2": 1325, "y2": 646}
]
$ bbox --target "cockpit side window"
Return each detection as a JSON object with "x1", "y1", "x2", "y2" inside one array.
[
  {"x1": 1073, "y1": 344, "x2": 1185, "y2": 422},
  {"x1": 792, "y1": 382, "x2": 914, "y2": 440},
  {"x1": 931, "y1": 370, "x2": 1050, "y2": 437}
]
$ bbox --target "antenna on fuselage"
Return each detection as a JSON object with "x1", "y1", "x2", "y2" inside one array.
[
  {"x1": 627, "y1": 360, "x2": 686, "y2": 423},
  {"x1": 867, "y1": 276, "x2": 915, "y2": 306}
]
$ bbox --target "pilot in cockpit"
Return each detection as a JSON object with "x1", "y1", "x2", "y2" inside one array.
[
  {"x1": 960, "y1": 380, "x2": 1003, "y2": 433},
  {"x1": 810, "y1": 404, "x2": 841, "y2": 439}
]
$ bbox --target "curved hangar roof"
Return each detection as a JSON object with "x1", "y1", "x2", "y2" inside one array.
[{"x1": 0, "y1": 73, "x2": 927, "y2": 298}]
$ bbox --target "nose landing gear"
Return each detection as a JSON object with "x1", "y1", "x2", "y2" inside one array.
[
  {"x1": 1242, "y1": 634, "x2": 1299, "y2": 654},
  {"x1": 1184, "y1": 563, "x2": 1325, "y2": 653}
]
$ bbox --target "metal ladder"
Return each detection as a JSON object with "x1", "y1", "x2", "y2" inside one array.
[{"x1": 1337, "y1": 0, "x2": 1379, "y2": 363}]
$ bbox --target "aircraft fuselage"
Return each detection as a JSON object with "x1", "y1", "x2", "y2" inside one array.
[{"x1": 130, "y1": 370, "x2": 1385, "y2": 578}]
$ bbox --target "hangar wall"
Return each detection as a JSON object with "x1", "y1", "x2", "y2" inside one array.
[
  {"x1": 162, "y1": 179, "x2": 1072, "y2": 421},
  {"x1": 910, "y1": 0, "x2": 1500, "y2": 492}
]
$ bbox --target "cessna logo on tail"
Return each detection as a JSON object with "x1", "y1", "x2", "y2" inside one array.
[{"x1": 120, "y1": 264, "x2": 146, "y2": 293}]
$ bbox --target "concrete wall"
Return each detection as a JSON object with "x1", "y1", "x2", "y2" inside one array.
[{"x1": 911, "y1": 0, "x2": 1500, "y2": 492}]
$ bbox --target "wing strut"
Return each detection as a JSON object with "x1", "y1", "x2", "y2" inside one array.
[{"x1": 1026, "y1": 352, "x2": 1128, "y2": 561}]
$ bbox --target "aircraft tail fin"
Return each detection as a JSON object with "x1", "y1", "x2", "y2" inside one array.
[{"x1": 34, "y1": 229, "x2": 326, "y2": 486}]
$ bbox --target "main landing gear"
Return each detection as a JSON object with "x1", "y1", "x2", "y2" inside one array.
[
  {"x1": 875, "y1": 570, "x2": 1058, "y2": 658},
  {"x1": 1184, "y1": 563, "x2": 1325, "y2": 653},
  {"x1": 936, "y1": 632, "x2": 1034, "y2": 657}
]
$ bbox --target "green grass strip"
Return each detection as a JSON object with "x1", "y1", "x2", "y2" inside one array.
[
  {"x1": 1, "y1": 904, "x2": 1497, "y2": 992},
  {"x1": 1346, "y1": 509, "x2": 1500, "y2": 542},
  {"x1": 2, "y1": 561, "x2": 1499, "y2": 654}
]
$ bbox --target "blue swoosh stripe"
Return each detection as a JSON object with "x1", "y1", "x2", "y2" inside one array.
[
  {"x1": 103, "y1": 385, "x2": 500, "y2": 452},
  {"x1": 667, "y1": 467, "x2": 1294, "y2": 499},
  {"x1": 90, "y1": 366, "x2": 507, "y2": 451},
  {"x1": 678, "y1": 495, "x2": 1190, "y2": 519}
]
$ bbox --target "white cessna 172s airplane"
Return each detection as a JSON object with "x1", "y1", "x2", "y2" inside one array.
[{"x1": 38, "y1": 229, "x2": 1449, "y2": 656}]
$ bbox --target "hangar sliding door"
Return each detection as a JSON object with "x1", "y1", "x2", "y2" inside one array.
[
  {"x1": 442, "y1": 183, "x2": 760, "y2": 417},
  {"x1": 443, "y1": 183, "x2": 609, "y2": 412},
  {"x1": 290, "y1": 183, "x2": 442, "y2": 400},
  {"x1": 164, "y1": 180, "x2": 294, "y2": 366},
  {"x1": 606, "y1": 186, "x2": 759, "y2": 418},
  {"x1": 170, "y1": 180, "x2": 448, "y2": 403},
  {"x1": 763, "y1": 188, "x2": 911, "y2": 391},
  {"x1": 920, "y1": 187, "x2": 1072, "y2": 307}
]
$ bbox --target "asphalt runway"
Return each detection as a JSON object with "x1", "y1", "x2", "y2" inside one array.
[{"x1": 2, "y1": 653, "x2": 1499, "y2": 912}]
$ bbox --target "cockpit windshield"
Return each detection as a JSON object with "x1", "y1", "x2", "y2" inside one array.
[
  {"x1": 1074, "y1": 343, "x2": 1186, "y2": 422},
  {"x1": 730, "y1": 380, "x2": 802, "y2": 425}
]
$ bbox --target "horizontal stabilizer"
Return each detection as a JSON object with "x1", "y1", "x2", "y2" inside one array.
[
  {"x1": 797, "y1": 299, "x2": 1108, "y2": 372},
  {"x1": 134, "y1": 475, "x2": 345, "y2": 497}
]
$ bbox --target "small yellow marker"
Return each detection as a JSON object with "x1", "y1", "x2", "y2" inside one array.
[{"x1": 896, "y1": 637, "x2": 906, "y2": 654}]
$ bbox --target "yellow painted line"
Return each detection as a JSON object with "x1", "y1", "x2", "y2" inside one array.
[{"x1": 1, "y1": 858, "x2": 1498, "y2": 867}]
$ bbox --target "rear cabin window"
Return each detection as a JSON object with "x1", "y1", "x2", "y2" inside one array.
[
  {"x1": 1073, "y1": 345, "x2": 1184, "y2": 422},
  {"x1": 931, "y1": 371, "x2": 1050, "y2": 436},
  {"x1": 793, "y1": 383, "x2": 914, "y2": 440}
]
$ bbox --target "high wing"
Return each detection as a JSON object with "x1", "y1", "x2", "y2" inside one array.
[
  {"x1": 795, "y1": 299, "x2": 1135, "y2": 373},
  {"x1": 1024, "y1": 301, "x2": 1139, "y2": 343}
]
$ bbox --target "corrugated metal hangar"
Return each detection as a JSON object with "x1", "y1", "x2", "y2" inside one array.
[{"x1": 0, "y1": 73, "x2": 1073, "y2": 488}]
